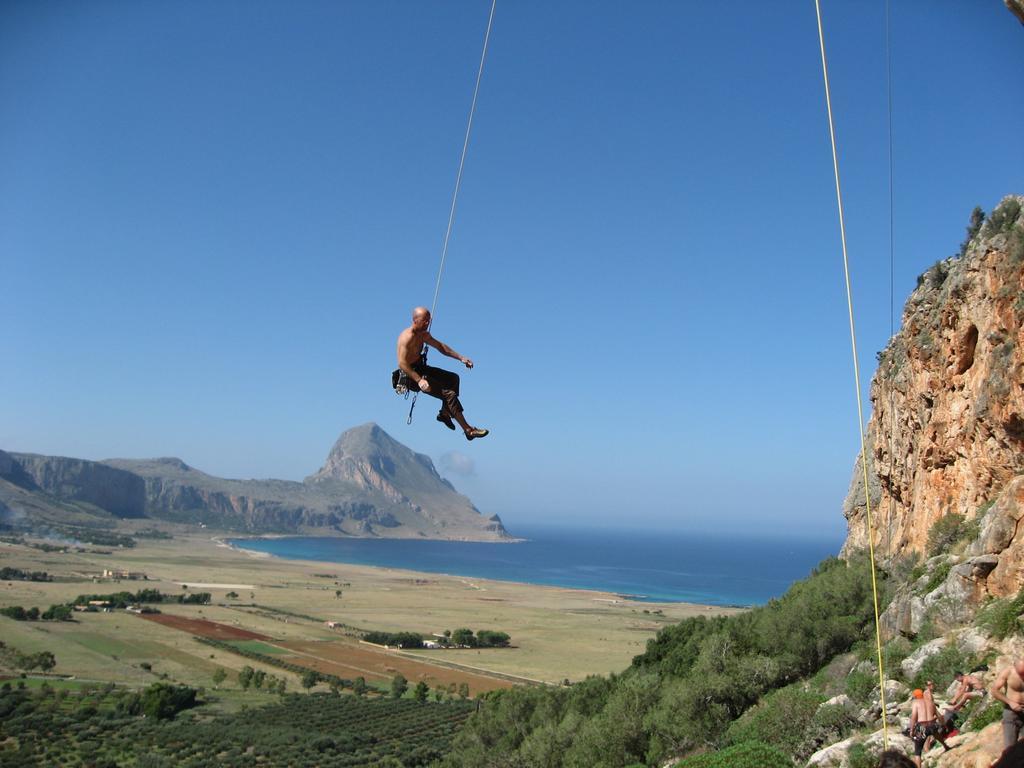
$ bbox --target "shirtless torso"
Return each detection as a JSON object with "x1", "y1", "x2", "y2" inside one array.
[
  {"x1": 395, "y1": 307, "x2": 473, "y2": 393},
  {"x1": 993, "y1": 661, "x2": 1024, "y2": 712},
  {"x1": 992, "y1": 660, "x2": 1024, "y2": 750}
]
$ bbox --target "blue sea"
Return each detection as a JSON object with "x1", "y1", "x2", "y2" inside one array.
[{"x1": 229, "y1": 525, "x2": 843, "y2": 607}]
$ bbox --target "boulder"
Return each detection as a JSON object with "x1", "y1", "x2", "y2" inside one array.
[
  {"x1": 806, "y1": 735, "x2": 855, "y2": 767},
  {"x1": 968, "y1": 478, "x2": 1024, "y2": 598},
  {"x1": 901, "y1": 637, "x2": 950, "y2": 678},
  {"x1": 880, "y1": 589, "x2": 928, "y2": 639},
  {"x1": 806, "y1": 729, "x2": 914, "y2": 768},
  {"x1": 954, "y1": 626, "x2": 991, "y2": 655},
  {"x1": 822, "y1": 694, "x2": 853, "y2": 710},
  {"x1": 933, "y1": 722, "x2": 1005, "y2": 767},
  {"x1": 859, "y1": 680, "x2": 908, "y2": 725}
]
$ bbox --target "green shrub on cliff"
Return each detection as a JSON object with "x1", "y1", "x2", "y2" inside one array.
[
  {"x1": 969, "y1": 699, "x2": 1004, "y2": 731},
  {"x1": 926, "y1": 512, "x2": 979, "y2": 557},
  {"x1": 722, "y1": 684, "x2": 824, "y2": 758},
  {"x1": 672, "y1": 741, "x2": 793, "y2": 768},
  {"x1": 977, "y1": 586, "x2": 1024, "y2": 639},
  {"x1": 959, "y1": 206, "x2": 986, "y2": 257},
  {"x1": 982, "y1": 198, "x2": 1021, "y2": 238}
]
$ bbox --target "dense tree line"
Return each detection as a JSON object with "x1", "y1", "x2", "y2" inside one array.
[
  {"x1": 361, "y1": 628, "x2": 511, "y2": 649},
  {"x1": 1, "y1": 604, "x2": 73, "y2": 621},
  {"x1": 440, "y1": 555, "x2": 881, "y2": 767},
  {"x1": 54, "y1": 526, "x2": 137, "y2": 548},
  {"x1": 134, "y1": 528, "x2": 174, "y2": 539},
  {"x1": 443, "y1": 628, "x2": 511, "y2": 648},
  {"x1": 70, "y1": 589, "x2": 211, "y2": 607},
  {"x1": 363, "y1": 631, "x2": 426, "y2": 648},
  {"x1": 0, "y1": 567, "x2": 52, "y2": 582}
]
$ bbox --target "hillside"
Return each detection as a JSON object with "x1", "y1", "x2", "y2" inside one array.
[
  {"x1": 0, "y1": 423, "x2": 509, "y2": 541},
  {"x1": 438, "y1": 197, "x2": 1024, "y2": 768}
]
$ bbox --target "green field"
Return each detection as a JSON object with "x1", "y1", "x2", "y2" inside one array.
[{"x1": 227, "y1": 639, "x2": 291, "y2": 655}]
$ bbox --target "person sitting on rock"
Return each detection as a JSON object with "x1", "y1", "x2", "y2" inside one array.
[
  {"x1": 396, "y1": 306, "x2": 488, "y2": 441},
  {"x1": 942, "y1": 670, "x2": 987, "y2": 736},
  {"x1": 951, "y1": 671, "x2": 987, "y2": 709}
]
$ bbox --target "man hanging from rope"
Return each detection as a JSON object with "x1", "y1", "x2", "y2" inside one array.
[{"x1": 396, "y1": 307, "x2": 489, "y2": 441}]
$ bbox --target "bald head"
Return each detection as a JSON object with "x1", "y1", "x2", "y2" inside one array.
[{"x1": 411, "y1": 306, "x2": 431, "y2": 332}]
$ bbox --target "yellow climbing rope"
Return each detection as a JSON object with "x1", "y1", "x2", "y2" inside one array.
[{"x1": 813, "y1": 0, "x2": 890, "y2": 749}]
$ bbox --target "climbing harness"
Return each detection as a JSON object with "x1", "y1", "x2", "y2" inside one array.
[
  {"x1": 814, "y1": 0, "x2": 891, "y2": 748},
  {"x1": 397, "y1": 0, "x2": 497, "y2": 425}
]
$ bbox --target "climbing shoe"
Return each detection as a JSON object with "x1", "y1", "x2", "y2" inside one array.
[
  {"x1": 437, "y1": 412, "x2": 456, "y2": 430},
  {"x1": 465, "y1": 428, "x2": 489, "y2": 441}
]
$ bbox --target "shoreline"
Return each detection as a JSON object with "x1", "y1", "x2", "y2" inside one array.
[
  {"x1": 215, "y1": 534, "x2": 754, "y2": 610},
  {"x1": 2, "y1": 529, "x2": 744, "y2": 687}
]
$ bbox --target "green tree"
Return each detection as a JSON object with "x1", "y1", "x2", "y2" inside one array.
[
  {"x1": 252, "y1": 669, "x2": 266, "y2": 690},
  {"x1": 301, "y1": 670, "x2": 320, "y2": 690},
  {"x1": 458, "y1": 682, "x2": 470, "y2": 700},
  {"x1": 41, "y1": 604, "x2": 72, "y2": 621},
  {"x1": 39, "y1": 651, "x2": 56, "y2": 671},
  {"x1": 353, "y1": 677, "x2": 368, "y2": 697},
  {"x1": 451, "y1": 628, "x2": 476, "y2": 647},
  {"x1": 0, "y1": 606, "x2": 28, "y2": 620},
  {"x1": 140, "y1": 683, "x2": 197, "y2": 719},
  {"x1": 212, "y1": 668, "x2": 227, "y2": 688},
  {"x1": 238, "y1": 665, "x2": 254, "y2": 690},
  {"x1": 413, "y1": 681, "x2": 429, "y2": 702},
  {"x1": 391, "y1": 674, "x2": 408, "y2": 699},
  {"x1": 477, "y1": 630, "x2": 511, "y2": 647}
]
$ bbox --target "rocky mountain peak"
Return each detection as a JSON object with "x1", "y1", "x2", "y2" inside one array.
[{"x1": 307, "y1": 422, "x2": 439, "y2": 487}]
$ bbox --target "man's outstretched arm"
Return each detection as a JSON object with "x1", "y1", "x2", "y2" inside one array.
[{"x1": 425, "y1": 334, "x2": 473, "y2": 368}]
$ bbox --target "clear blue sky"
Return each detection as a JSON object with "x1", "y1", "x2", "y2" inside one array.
[{"x1": 2, "y1": 1, "x2": 1021, "y2": 538}]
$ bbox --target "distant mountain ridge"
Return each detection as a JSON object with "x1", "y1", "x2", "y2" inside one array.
[{"x1": 0, "y1": 423, "x2": 509, "y2": 541}]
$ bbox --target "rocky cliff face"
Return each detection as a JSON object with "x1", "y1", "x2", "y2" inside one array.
[
  {"x1": 1, "y1": 424, "x2": 510, "y2": 541},
  {"x1": 2, "y1": 451, "x2": 146, "y2": 518},
  {"x1": 842, "y1": 196, "x2": 1024, "y2": 601}
]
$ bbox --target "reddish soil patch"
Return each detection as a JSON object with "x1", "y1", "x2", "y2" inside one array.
[
  {"x1": 138, "y1": 612, "x2": 271, "y2": 641},
  {"x1": 276, "y1": 640, "x2": 514, "y2": 696}
]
